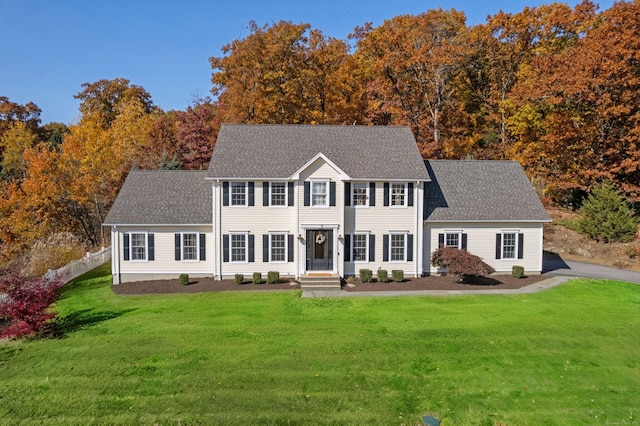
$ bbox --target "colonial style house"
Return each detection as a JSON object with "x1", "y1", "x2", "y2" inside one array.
[{"x1": 104, "y1": 124, "x2": 550, "y2": 285}]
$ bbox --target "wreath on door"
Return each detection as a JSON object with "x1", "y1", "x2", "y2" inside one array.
[{"x1": 315, "y1": 232, "x2": 326, "y2": 245}]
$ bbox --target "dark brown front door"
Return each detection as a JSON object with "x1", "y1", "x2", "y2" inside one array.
[{"x1": 306, "y1": 230, "x2": 333, "y2": 271}]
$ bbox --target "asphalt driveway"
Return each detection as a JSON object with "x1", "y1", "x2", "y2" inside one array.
[{"x1": 543, "y1": 252, "x2": 640, "y2": 284}]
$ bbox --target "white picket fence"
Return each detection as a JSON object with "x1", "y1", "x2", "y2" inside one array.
[{"x1": 45, "y1": 247, "x2": 111, "y2": 284}]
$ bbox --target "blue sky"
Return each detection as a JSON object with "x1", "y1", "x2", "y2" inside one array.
[{"x1": 1, "y1": 0, "x2": 614, "y2": 125}]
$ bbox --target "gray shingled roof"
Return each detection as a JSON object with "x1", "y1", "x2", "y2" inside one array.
[
  {"x1": 104, "y1": 171, "x2": 212, "y2": 225},
  {"x1": 207, "y1": 124, "x2": 430, "y2": 180},
  {"x1": 424, "y1": 160, "x2": 550, "y2": 222}
]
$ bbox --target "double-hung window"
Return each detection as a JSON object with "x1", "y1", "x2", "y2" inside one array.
[
  {"x1": 391, "y1": 183, "x2": 406, "y2": 206},
  {"x1": 231, "y1": 182, "x2": 247, "y2": 206},
  {"x1": 270, "y1": 234, "x2": 286, "y2": 262},
  {"x1": 352, "y1": 183, "x2": 368, "y2": 207},
  {"x1": 352, "y1": 234, "x2": 368, "y2": 262},
  {"x1": 312, "y1": 181, "x2": 328, "y2": 207},
  {"x1": 501, "y1": 232, "x2": 517, "y2": 259},
  {"x1": 270, "y1": 182, "x2": 286, "y2": 206},
  {"x1": 445, "y1": 232, "x2": 461, "y2": 249},
  {"x1": 390, "y1": 233, "x2": 406, "y2": 261},
  {"x1": 231, "y1": 233, "x2": 247, "y2": 262},
  {"x1": 130, "y1": 233, "x2": 147, "y2": 261},
  {"x1": 182, "y1": 233, "x2": 198, "y2": 261}
]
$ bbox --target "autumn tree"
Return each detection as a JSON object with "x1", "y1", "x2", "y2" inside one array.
[
  {"x1": 0, "y1": 96, "x2": 41, "y2": 137},
  {"x1": 0, "y1": 121, "x2": 38, "y2": 180},
  {"x1": 176, "y1": 98, "x2": 219, "y2": 169}
]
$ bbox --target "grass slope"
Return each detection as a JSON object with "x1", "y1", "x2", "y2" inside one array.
[{"x1": 1, "y1": 264, "x2": 638, "y2": 425}]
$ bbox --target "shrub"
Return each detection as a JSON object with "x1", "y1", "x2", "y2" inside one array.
[
  {"x1": 234, "y1": 274, "x2": 244, "y2": 285},
  {"x1": 0, "y1": 271, "x2": 63, "y2": 339},
  {"x1": 359, "y1": 269, "x2": 373, "y2": 283},
  {"x1": 575, "y1": 181, "x2": 638, "y2": 243},
  {"x1": 392, "y1": 270, "x2": 404, "y2": 282},
  {"x1": 512, "y1": 266, "x2": 525, "y2": 279},
  {"x1": 179, "y1": 274, "x2": 189, "y2": 285},
  {"x1": 377, "y1": 269, "x2": 389, "y2": 283},
  {"x1": 253, "y1": 272, "x2": 263, "y2": 284},
  {"x1": 431, "y1": 247, "x2": 495, "y2": 282},
  {"x1": 267, "y1": 271, "x2": 280, "y2": 284}
]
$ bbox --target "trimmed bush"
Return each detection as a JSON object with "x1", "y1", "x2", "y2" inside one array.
[
  {"x1": 267, "y1": 271, "x2": 280, "y2": 284},
  {"x1": 234, "y1": 274, "x2": 244, "y2": 285},
  {"x1": 431, "y1": 247, "x2": 495, "y2": 282},
  {"x1": 359, "y1": 269, "x2": 373, "y2": 283},
  {"x1": 512, "y1": 266, "x2": 525, "y2": 279},
  {"x1": 392, "y1": 270, "x2": 404, "y2": 282},
  {"x1": 377, "y1": 269, "x2": 389, "y2": 283},
  {"x1": 253, "y1": 272, "x2": 263, "y2": 284},
  {"x1": 179, "y1": 274, "x2": 189, "y2": 285}
]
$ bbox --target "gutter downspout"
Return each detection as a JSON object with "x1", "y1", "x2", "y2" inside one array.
[
  {"x1": 217, "y1": 180, "x2": 223, "y2": 280},
  {"x1": 295, "y1": 180, "x2": 300, "y2": 279},
  {"x1": 415, "y1": 181, "x2": 421, "y2": 278},
  {"x1": 112, "y1": 225, "x2": 120, "y2": 284}
]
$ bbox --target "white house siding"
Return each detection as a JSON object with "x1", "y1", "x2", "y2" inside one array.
[
  {"x1": 113, "y1": 226, "x2": 213, "y2": 283},
  {"x1": 344, "y1": 181, "x2": 423, "y2": 277},
  {"x1": 423, "y1": 222, "x2": 544, "y2": 275},
  {"x1": 218, "y1": 181, "x2": 297, "y2": 278},
  {"x1": 297, "y1": 158, "x2": 345, "y2": 276}
]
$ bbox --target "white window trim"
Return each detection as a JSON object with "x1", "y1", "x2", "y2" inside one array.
[
  {"x1": 230, "y1": 232, "x2": 249, "y2": 263},
  {"x1": 268, "y1": 182, "x2": 288, "y2": 208},
  {"x1": 390, "y1": 183, "x2": 408, "y2": 208},
  {"x1": 311, "y1": 179, "x2": 329, "y2": 208},
  {"x1": 501, "y1": 231, "x2": 519, "y2": 260},
  {"x1": 389, "y1": 232, "x2": 407, "y2": 263},
  {"x1": 352, "y1": 233, "x2": 369, "y2": 262},
  {"x1": 351, "y1": 182, "x2": 369, "y2": 208},
  {"x1": 181, "y1": 232, "x2": 199, "y2": 262},
  {"x1": 444, "y1": 231, "x2": 462, "y2": 249},
  {"x1": 230, "y1": 182, "x2": 248, "y2": 207},
  {"x1": 269, "y1": 233, "x2": 287, "y2": 263},
  {"x1": 129, "y1": 231, "x2": 148, "y2": 262}
]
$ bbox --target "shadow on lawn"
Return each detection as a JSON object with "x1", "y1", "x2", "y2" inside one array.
[{"x1": 45, "y1": 308, "x2": 136, "y2": 339}]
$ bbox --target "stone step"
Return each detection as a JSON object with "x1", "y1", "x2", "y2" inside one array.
[{"x1": 299, "y1": 274, "x2": 342, "y2": 290}]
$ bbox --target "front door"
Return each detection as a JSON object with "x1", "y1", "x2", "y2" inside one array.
[{"x1": 306, "y1": 230, "x2": 333, "y2": 271}]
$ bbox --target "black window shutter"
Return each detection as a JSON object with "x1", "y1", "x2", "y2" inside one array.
[
  {"x1": 369, "y1": 182, "x2": 376, "y2": 206},
  {"x1": 304, "y1": 182, "x2": 310, "y2": 206},
  {"x1": 199, "y1": 233, "x2": 206, "y2": 261},
  {"x1": 369, "y1": 234, "x2": 375, "y2": 261},
  {"x1": 248, "y1": 234, "x2": 255, "y2": 262},
  {"x1": 263, "y1": 182, "x2": 269, "y2": 206},
  {"x1": 438, "y1": 233, "x2": 444, "y2": 248},
  {"x1": 223, "y1": 235, "x2": 229, "y2": 262},
  {"x1": 383, "y1": 234, "x2": 389, "y2": 261},
  {"x1": 287, "y1": 234, "x2": 294, "y2": 262},
  {"x1": 248, "y1": 182, "x2": 255, "y2": 206},
  {"x1": 518, "y1": 233, "x2": 524, "y2": 259},
  {"x1": 330, "y1": 182, "x2": 336, "y2": 206},
  {"x1": 384, "y1": 183, "x2": 390, "y2": 206},
  {"x1": 344, "y1": 182, "x2": 351, "y2": 206},
  {"x1": 462, "y1": 233, "x2": 468, "y2": 250},
  {"x1": 148, "y1": 234, "x2": 154, "y2": 261},
  {"x1": 123, "y1": 233, "x2": 130, "y2": 261},
  {"x1": 288, "y1": 182, "x2": 294, "y2": 206},
  {"x1": 344, "y1": 234, "x2": 351, "y2": 262},
  {"x1": 408, "y1": 182, "x2": 414, "y2": 206},
  {"x1": 263, "y1": 234, "x2": 269, "y2": 262},
  {"x1": 175, "y1": 234, "x2": 181, "y2": 261},
  {"x1": 223, "y1": 182, "x2": 229, "y2": 206},
  {"x1": 495, "y1": 234, "x2": 502, "y2": 259},
  {"x1": 407, "y1": 234, "x2": 414, "y2": 261}
]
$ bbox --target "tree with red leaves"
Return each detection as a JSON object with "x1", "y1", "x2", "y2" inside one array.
[{"x1": 431, "y1": 247, "x2": 495, "y2": 282}]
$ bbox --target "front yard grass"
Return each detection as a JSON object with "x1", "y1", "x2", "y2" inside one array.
[{"x1": 0, "y1": 264, "x2": 638, "y2": 425}]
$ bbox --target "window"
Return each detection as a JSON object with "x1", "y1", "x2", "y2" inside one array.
[
  {"x1": 391, "y1": 183, "x2": 406, "y2": 206},
  {"x1": 231, "y1": 233, "x2": 247, "y2": 262},
  {"x1": 390, "y1": 234, "x2": 406, "y2": 261},
  {"x1": 231, "y1": 182, "x2": 247, "y2": 206},
  {"x1": 501, "y1": 232, "x2": 517, "y2": 259},
  {"x1": 270, "y1": 182, "x2": 286, "y2": 206},
  {"x1": 312, "y1": 181, "x2": 328, "y2": 207},
  {"x1": 445, "y1": 232, "x2": 461, "y2": 248},
  {"x1": 182, "y1": 233, "x2": 198, "y2": 261},
  {"x1": 131, "y1": 233, "x2": 147, "y2": 261},
  {"x1": 352, "y1": 183, "x2": 368, "y2": 206},
  {"x1": 352, "y1": 234, "x2": 368, "y2": 261},
  {"x1": 270, "y1": 234, "x2": 286, "y2": 262}
]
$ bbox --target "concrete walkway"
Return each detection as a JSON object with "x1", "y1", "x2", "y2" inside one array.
[{"x1": 301, "y1": 253, "x2": 640, "y2": 298}]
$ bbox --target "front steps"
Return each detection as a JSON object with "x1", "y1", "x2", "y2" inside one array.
[{"x1": 299, "y1": 274, "x2": 342, "y2": 296}]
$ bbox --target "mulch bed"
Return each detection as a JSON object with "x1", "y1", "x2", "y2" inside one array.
[{"x1": 112, "y1": 274, "x2": 547, "y2": 295}]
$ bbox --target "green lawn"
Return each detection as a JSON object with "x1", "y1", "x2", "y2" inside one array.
[{"x1": 1, "y1": 265, "x2": 638, "y2": 425}]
